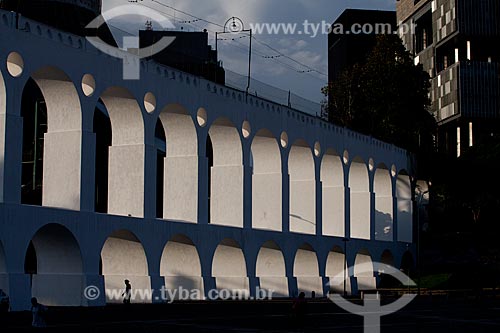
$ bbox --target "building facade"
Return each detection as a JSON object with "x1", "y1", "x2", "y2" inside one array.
[
  {"x1": 397, "y1": 0, "x2": 500, "y2": 156},
  {"x1": 1, "y1": 6, "x2": 415, "y2": 310}
]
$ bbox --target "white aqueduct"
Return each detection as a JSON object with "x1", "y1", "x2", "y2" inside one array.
[{"x1": 0, "y1": 10, "x2": 416, "y2": 310}]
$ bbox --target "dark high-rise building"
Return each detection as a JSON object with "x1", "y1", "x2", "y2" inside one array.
[
  {"x1": 397, "y1": 0, "x2": 500, "y2": 156},
  {"x1": 139, "y1": 30, "x2": 225, "y2": 85},
  {"x1": 328, "y1": 9, "x2": 397, "y2": 83}
]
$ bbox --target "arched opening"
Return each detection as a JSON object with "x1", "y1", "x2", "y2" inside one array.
[
  {"x1": 256, "y1": 241, "x2": 288, "y2": 297},
  {"x1": 212, "y1": 239, "x2": 248, "y2": 293},
  {"x1": 379, "y1": 250, "x2": 398, "y2": 288},
  {"x1": 354, "y1": 249, "x2": 376, "y2": 291},
  {"x1": 400, "y1": 251, "x2": 415, "y2": 277},
  {"x1": 397, "y1": 170, "x2": 413, "y2": 243},
  {"x1": 21, "y1": 78, "x2": 46, "y2": 205},
  {"x1": 160, "y1": 234, "x2": 203, "y2": 300},
  {"x1": 157, "y1": 104, "x2": 198, "y2": 222},
  {"x1": 326, "y1": 246, "x2": 351, "y2": 294},
  {"x1": 155, "y1": 119, "x2": 166, "y2": 219},
  {"x1": 24, "y1": 241, "x2": 37, "y2": 275},
  {"x1": 289, "y1": 140, "x2": 316, "y2": 235},
  {"x1": 100, "y1": 87, "x2": 145, "y2": 218},
  {"x1": 101, "y1": 230, "x2": 151, "y2": 303},
  {"x1": 374, "y1": 164, "x2": 393, "y2": 241},
  {"x1": 251, "y1": 129, "x2": 282, "y2": 231},
  {"x1": 93, "y1": 99, "x2": 111, "y2": 213},
  {"x1": 293, "y1": 244, "x2": 322, "y2": 297},
  {"x1": 321, "y1": 149, "x2": 344, "y2": 237},
  {"x1": 380, "y1": 249, "x2": 395, "y2": 267},
  {"x1": 206, "y1": 135, "x2": 213, "y2": 222},
  {"x1": 207, "y1": 118, "x2": 243, "y2": 227},
  {"x1": 349, "y1": 157, "x2": 370, "y2": 240},
  {"x1": 24, "y1": 224, "x2": 84, "y2": 306},
  {"x1": 21, "y1": 67, "x2": 83, "y2": 210},
  {"x1": 0, "y1": 241, "x2": 7, "y2": 294}
]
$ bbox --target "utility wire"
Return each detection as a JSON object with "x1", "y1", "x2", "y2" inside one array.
[
  {"x1": 139, "y1": 0, "x2": 327, "y2": 80},
  {"x1": 150, "y1": 0, "x2": 224, "y2": 28},
  {"x1": 251, "y1": 36, "x2": 327, "y2": 77}
]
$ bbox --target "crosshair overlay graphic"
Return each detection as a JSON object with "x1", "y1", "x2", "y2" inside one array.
[
  {"x1": 328, "y1": 262, "x2": 417, "y2": 333},
  {"x1": 85, "y1": 4, "x2": 176, "y2": 80}
]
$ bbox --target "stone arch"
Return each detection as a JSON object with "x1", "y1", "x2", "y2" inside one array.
[
  {"x1": 100, "y1": 87, "x2": 144, "y2": 146},
  {"x1": 25, "y1": 223, "x2": 84, "y2": 306},
  {"x1": 256, "y1": 241, "x2": 288, "y2": 296},
  {"x1": 207, "y1": 118, "x2": 243, "y2": 227},
  {"x1": 29, "y1": 67, "x2": 81, "y2": 131},
  {"x1": 251, "y1": 129, "x2": 282, "y2": 231},
  {"x1": 326, "y1": 246, "x2": 351, "y2": 294},
  {"x1": 321, "y1": 148, "x2": 344, "y2": 237},
  {"x1": 21, "y1": 66, "x2": 83, "y2": 210},
  {"x1": 293, "y1": 243, "x2": 323, "y2": 297},
  {"x1": 374, "y1": 164, "x2": 393, "y2": 241},
  {"x1": 289, "y1": 140, "x2": 316, "y2": 235},
  {"x1": 158, "y1": 104, "x2": 198, "y2": 222},
  {"x1": 212, "y1": 239, "x2": 249, "y2": 293},
  {"x1": 349, "y1": 157, "x2": 370, "y2": 240},
  {"x1": 101, "y1": 230, "x2": 151, "y2": 303},
  {"x1": 160, "y1": 234, "x2": 203, "y2": 299},
  {"x1": 354, "y1": 249, "x2": 376, "y2": 291},
  {"x1": 99, "y1": 87, "x2": 145, "y2": 217},
  {"x1": 397, "y1": 170, "x2": 413, "y2": 243}
]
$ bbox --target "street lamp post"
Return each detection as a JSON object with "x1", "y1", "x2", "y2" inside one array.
[{"x1": 216, "y1": 17, "x2": 252, "y2": 95}]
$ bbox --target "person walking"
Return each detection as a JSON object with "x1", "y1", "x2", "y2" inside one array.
[
  {"x1": 122, "y1": 279, "x2": 132, "y2": 304},
  {"x1": 292, "y1": 292, "x2": 308, "y2": 330},
  {"x1": 31, "y1": 297, "x2": 47, "y2": 328}
]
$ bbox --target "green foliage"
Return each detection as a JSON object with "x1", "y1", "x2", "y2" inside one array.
[
  {"x1": 323, "y1": 34, "x2": 435, "y2": 152},
  {"x1": 418, "y1": 273, "x2": 452, "y2": 289}
]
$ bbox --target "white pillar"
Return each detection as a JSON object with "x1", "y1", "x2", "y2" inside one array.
[
  {"x1": 164, "y1": 156, "x2": 199, "y2": 222},
  {"x1": 42, "y1": 131, "x2": 83, "y2": 210},
  {"x1": 108, "y1": 144, "x2": 146, "y2": 218}
]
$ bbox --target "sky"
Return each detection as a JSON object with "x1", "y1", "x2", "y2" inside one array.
[{"x1": 102, "y1": 0, "x2": 396, "y2": 107}]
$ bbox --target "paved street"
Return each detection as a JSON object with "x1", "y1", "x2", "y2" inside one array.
[{"x1": 3, "y1": 296, "x2": 500, "y2": 332}]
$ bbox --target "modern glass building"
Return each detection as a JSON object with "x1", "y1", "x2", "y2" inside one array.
[{"x1": 397, "y1": 0, "x2": 500, "y2": 156}]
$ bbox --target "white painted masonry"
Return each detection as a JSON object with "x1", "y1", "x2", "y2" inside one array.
[{"x1": 0, "y1": 10, "x2": 415, "y2": 310}]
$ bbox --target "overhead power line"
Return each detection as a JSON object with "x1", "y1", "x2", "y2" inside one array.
[
  {"x1": 150, "y1": 0, "x2": 224, "y2": 28},
  {"x1": 138, "y1": 0, "x2": 327, "y2": 79}
]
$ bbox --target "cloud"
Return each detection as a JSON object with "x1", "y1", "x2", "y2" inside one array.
[{"x1": 101, "y1": 0, "x2": 396, "y2": 105}]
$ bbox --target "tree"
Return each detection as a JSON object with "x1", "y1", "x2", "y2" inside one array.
[
  {"x1": 322, "y1": 34, "x2": 435, "y2": 153},
  {"x1": 432, "y1": 134, "x2": 500, "y2": 231}
]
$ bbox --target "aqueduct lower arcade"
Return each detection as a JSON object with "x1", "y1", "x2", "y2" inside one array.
[{"x1": 0, "y1": 11, "x2": 416, "y2": 310}]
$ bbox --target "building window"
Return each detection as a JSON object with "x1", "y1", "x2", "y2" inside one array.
[{"x1": 415, "y1": 10, "x2": 433, "y2": 53}]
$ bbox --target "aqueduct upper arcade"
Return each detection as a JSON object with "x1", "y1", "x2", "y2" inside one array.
[{"x1": 0, "y1": 11, "x2": 415, "y2": 310}]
